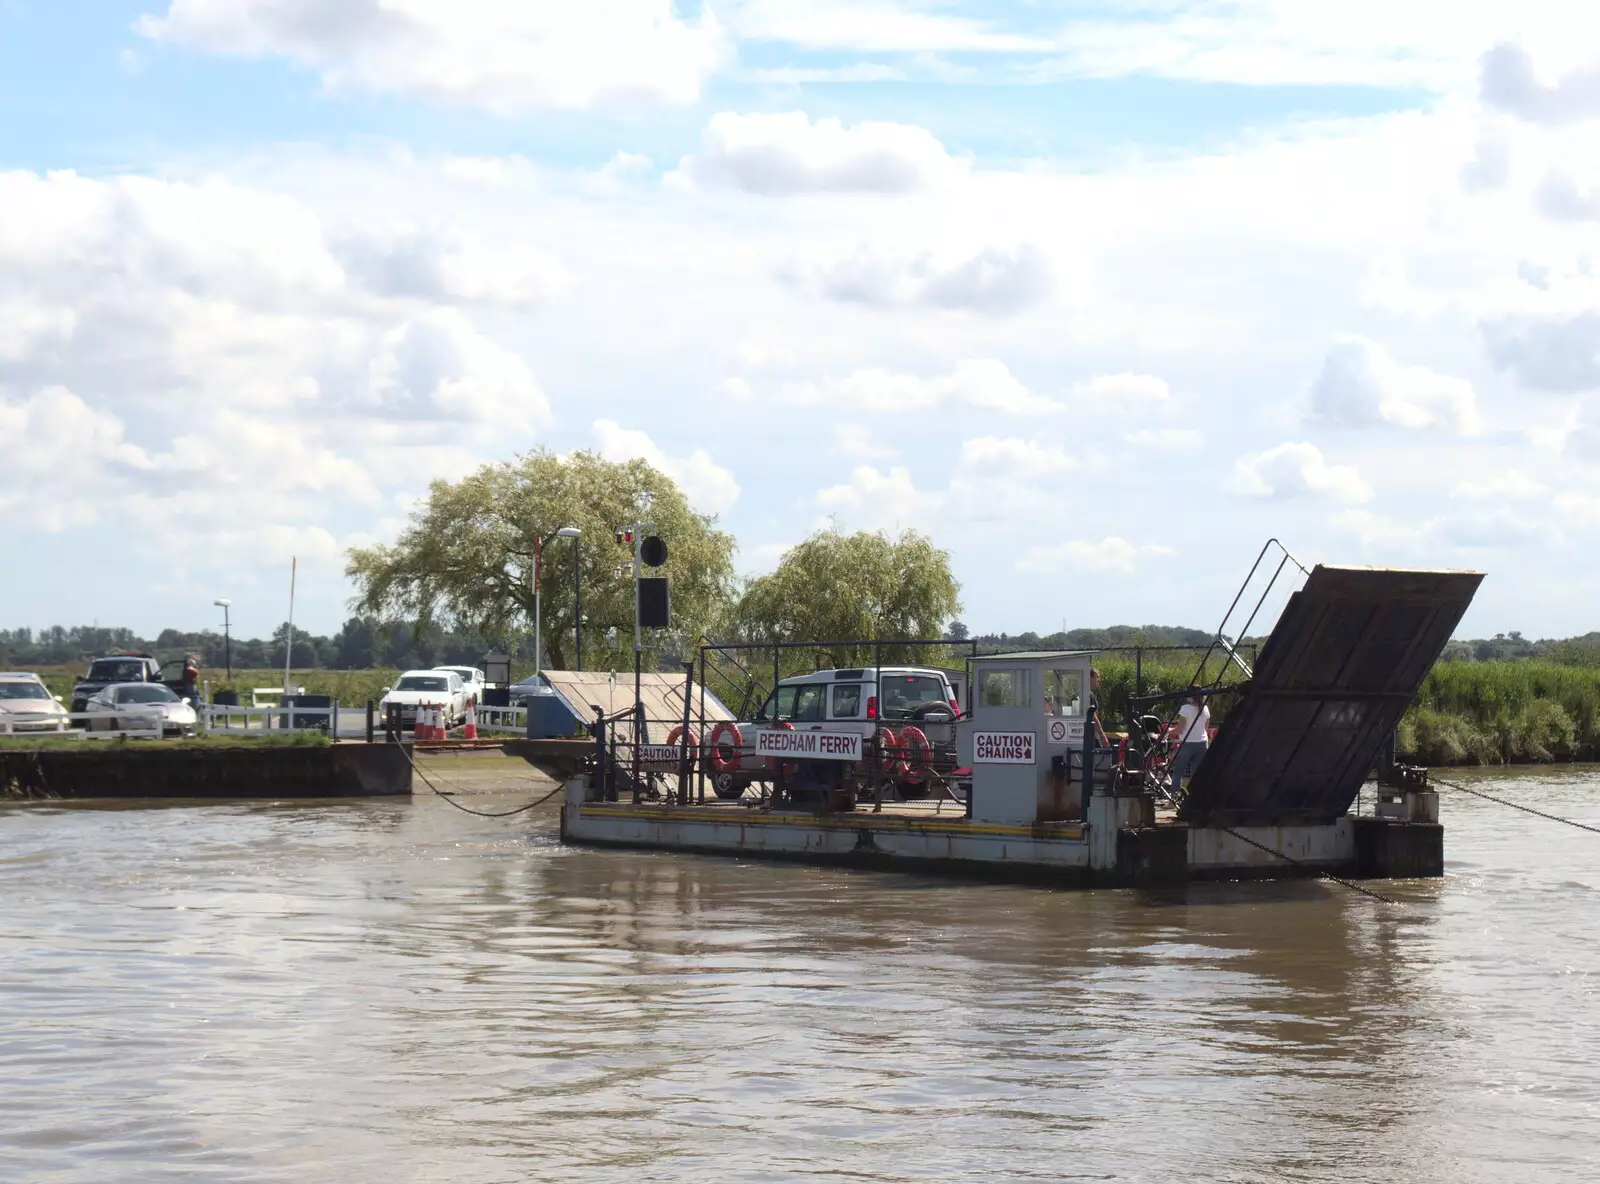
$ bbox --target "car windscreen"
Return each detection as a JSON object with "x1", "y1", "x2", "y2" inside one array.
[
  {"x1": 879, "y1": 675, "x2": 950, "y2": 719},
  {"x1": 116, "y1": 685, "x2": 179, "y2": 704},
  {"x1": 0, "y1": 682, "x2": 50, "y2": 701},
  {"x1": 396, "y1": 676, "x2": 449, "y2": 692},
  {"x1": 88, "y1": 660, "x2": 145, "y2": 682}
]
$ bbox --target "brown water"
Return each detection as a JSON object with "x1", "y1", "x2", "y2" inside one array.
[{"x1": 3, "y1": 768, "x2": 1598, "y2": 1183}]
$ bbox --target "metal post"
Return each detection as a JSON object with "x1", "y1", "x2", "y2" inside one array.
[
  {"x1": 1081, "y1": 701, "x2": 1094, "y2": 824},
  {"x1": 1135, "y1": 648, "x2": 1144, "y2": 699},
  {"x1": 533, "y1": 534, "x2": 543, "y2": 676},
  {"x1": 872, "y1": 638, "x2": 883, "y2": 813},
  {"x1": 697, "y1": 647, "x2": 707, "y2": 804},
  {"x1": 366, "y1": 700, "x2": 374, "y2": 744},
  {"x1": 573, "y1": 538, "x2": 582, "y2": 671},
  {"x1": 678, "y1": 661, "x2": 694, "y2": 806}
]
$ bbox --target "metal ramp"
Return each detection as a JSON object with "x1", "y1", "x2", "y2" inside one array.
[{"x1": 1179, "y1": 565, "x2": 1484, "y2": 826}]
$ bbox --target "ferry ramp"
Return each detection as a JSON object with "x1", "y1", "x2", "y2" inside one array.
[{"x1": 1179, "y1": 565, "x2": 1483, "y2": 827}]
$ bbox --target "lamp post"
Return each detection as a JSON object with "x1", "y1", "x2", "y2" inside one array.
[
  {"x1": 556, "y1": 527, "x2": 582, "y2": 671},
  {"x1": 213, "y1": 598, "x2": 232, "y2": 682}
]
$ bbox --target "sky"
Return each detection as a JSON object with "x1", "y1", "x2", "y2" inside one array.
[{"x1": 3, "y1": 1, "x2": 1600, "y2": 643}]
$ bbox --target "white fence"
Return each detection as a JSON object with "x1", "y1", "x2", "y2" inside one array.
[
  {"x1": 0, "y1": 712, "x2": 166, "y2": 740},
  {"x1": 201, "y1": 703, "x2": 334, "y2": 734}
]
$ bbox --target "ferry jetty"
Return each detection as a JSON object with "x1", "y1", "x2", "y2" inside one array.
[{"x1": 510, "y1": 547, "x2": 1482, "y2": 889}]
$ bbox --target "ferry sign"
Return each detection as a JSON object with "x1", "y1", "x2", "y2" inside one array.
[
  {"x1": 974, "y1": 731, "x2": 1036, "y2": 764},
  {"x1": 754, "y1": 729, "x2": 863, "y2": 762}
]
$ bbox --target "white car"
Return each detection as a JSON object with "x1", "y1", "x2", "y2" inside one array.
[
  {"x1": 0, "y1": 672, "x2": 70, "y2": 733},
  {"x1": 83, "y1": 682, "x2": 198, "y2": 737},
  {"x1": 379, "y1": 669, "x2": 467, "y2": 730},
  {"x1": 432, "y1": 666, "x2": 486, "y2": 708}
]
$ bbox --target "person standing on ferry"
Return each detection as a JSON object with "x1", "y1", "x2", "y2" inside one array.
[{"x1": 1168, "y1": 693, "x2": 1210, "y2": 797}]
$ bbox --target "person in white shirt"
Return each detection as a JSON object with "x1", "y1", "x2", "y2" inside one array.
[{"x1": 1168, "y1": 694, "x2": 1210, "y2": 798}]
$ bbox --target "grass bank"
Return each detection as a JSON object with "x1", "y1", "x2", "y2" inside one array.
[{"x1": 0, "y1": 731, "x2": 331, "y2": 752}]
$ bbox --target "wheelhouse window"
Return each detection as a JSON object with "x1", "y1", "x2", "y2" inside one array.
[
  {"x1": 979, "y1": 669, "x2": 1031, "y2": 709},
  {"x1": 1044, "y1": 669, "x2": 1083, "y2": 717}
]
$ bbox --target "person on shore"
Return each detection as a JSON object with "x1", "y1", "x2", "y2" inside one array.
[
  {"x1": 181, "y1": 655, "x2": 199, "y2": 703},
  {"x1": 1168, "y1": 693, "x2": 1210, "y2": 797}
]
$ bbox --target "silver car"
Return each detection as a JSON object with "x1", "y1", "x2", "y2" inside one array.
[
  {"x1": 0, "y1": 673, "x2": 70, "y2": 733},
  {"x1": 83, "y1": 682, "x2": 198, "y2": 737}
]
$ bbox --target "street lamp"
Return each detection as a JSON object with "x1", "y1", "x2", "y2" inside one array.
[
  {"x1": 213, "y1": 598, "x2": 232, "y2": 682},
  {"x1": 556, "y1": 527, "x2": 582, "y2": 671},
  {"x1": 534, "y1": 527, "x2": 583, "y2": 674}
]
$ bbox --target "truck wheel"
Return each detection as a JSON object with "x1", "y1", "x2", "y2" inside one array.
[{"x1": 713, "y1": 772, "x2": 745, "y2": 800}]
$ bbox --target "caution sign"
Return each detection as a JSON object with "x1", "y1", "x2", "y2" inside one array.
[
  {"x1": 973, "y1": 731, "x2": 1036, "y2": 764},
  {"x1": 754, "y1": 730, "x2": 863, "y2": 762},
  {"x1": 638, "y1": 744, "x2": 684, "y2": 764},
  {"x1": 1046, "y1": 719, "x2": 1085, "y2": 745}
]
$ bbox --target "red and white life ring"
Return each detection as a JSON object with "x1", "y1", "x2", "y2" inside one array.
[
  {"x1": 899, "y1": 726, "x2": 932, "y2": 782},
  {"x1": 876, "y1": 727, "x2": 908, "y2": 777},
  {"x1": 708, "y1": 720, "x2": 743, "y2": 772},
  {"x1": 767, "y1": 720, "x2": 799, "y2": 777},
  {"x1": 665, "y1": 724, "x2": 700, "y2": 749}
]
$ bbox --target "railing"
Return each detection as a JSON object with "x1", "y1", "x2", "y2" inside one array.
[
  {"x1": 201, "y1": 703, "x2": 334, "y2": 733},
  {"x1": 476, "y1": 705, "x2": 527, "y2": 733},
  {"x1": 0, "y1": 712, "x2": 166, "y2": 740}
]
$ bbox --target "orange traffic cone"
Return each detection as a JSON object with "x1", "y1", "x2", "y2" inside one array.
[
  {"x1": 462, "y1": 701, "x2": 479, "y2": 741},
  {"x1": 419, "y1": 704, "x2": 435, "y2": 741}
]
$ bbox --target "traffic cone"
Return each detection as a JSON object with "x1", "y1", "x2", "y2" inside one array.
[
  {"x1": 420, "y1": 704, "x2": 435, "y2": 741},
  {"x1": 462, "y1": 701, "x2": 478, "y2": 741}
]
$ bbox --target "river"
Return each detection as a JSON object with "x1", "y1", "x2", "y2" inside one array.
[{"x1": 3, "y1": 765, "x2": 1597, "y2": 1182}]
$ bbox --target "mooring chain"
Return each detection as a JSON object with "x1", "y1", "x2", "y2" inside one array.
[
  {"x1": 1432, "y1": 776, "x2": 1600, "y2": 836},
  {"x1": 393, "y1": 738, "x2": 566, "y2": 818},
  {"x1": 1218, "y1": 825, "x2": 1401, "y2": 905}
]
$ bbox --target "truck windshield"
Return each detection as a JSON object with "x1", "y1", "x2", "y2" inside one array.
[{"x1": 88, "y1": 660, "x2": 146, "y2": 682}]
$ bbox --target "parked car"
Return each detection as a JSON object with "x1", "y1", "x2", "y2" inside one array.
[
  {"x1": 70, "y1": 653, "x2": 193, "y2": 713},
  {"x1": 0, "y1": 672, "x2": 70, "y2": 733},
  {"x1": 432, "y1": 666, "x2": 486, "y2": 708},
  {"x1": 378, "y1": 670, "x2": 468, "y2": 730},
  {"x1": 507, "y1": 674, "x2": 550, "y2": 709},
  {"x1": 83, "y1": 683, "x2": 198, "y2": 737},
  {"x1": 712, "y1": 666, "x2": 961, "y2": 799}
]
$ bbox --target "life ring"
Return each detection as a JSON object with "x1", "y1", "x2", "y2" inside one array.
[
  {"x1": 899, "y1": 726, "x2": 932, "y2": 782},
  {"x1": 708, "y1": 720, "x2": 743, "y2": 772},
  {"x1": 876, "y1": 727, "x2": 908, "y2": 777},
  {"x1": 767, "y1": 720, "x2": 799, "y2": 777},
  {"x1": 665, "y1": 724, "x2": 700, "y2": 749}
]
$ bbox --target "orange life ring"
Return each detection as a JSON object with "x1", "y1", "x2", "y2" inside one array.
[
  {"x1": 876, "y1": 727, "x2": 908, "y2": 777},
  {"x1": 708, "y1": 720, "x2": 742, "y2": 772},
  {"x1": 767, "y1": 720, "x2": 799, "y2": 776},
  {"x1": 665, "y1": 724, "x2": 700, "y2": 749},
  {"x1": 899, "y1": 726, "x2": 932, "y2": 782}
]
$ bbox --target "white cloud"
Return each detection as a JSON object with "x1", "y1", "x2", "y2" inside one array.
[
  {"x1": 0, "y1": 387, "x2": 150, "y2": 529},
  {"x1": 723, "y1": 0, "x2": 1047, "y2": 53},
  {"x1": 678, "y1": 111, "x2": 963, "y2": 195},
  {"x1": 1018, "y1": 538, "x2": 1176, "y2": 576},
  {"x1": 1071, "y1": 373, "x2": 1172, "y2": 407},
  {"x1": 1226, "y1": 442, "x2": 1372, "y2": 503},
  {"x1": 1536, "y1": 171, "x2": 1600, "y2": 221},
  {"x1": 832, "y1": 423, "x2": 898, "y2": 460},
  {"x1": 814, "y1": 465, "x2": 941, "y2": 530},
  {"x1": 1485, "y1": 313, "x2": 1600, "y2": 393},
  {"x1": 1481, "y1": 42, "x2": 1600, "y2": 125},
  {"x1": 363, "y1": 310, "x2": 550, "y2": 428},
  {"x1": 958, "y1": 436, "x2": 1075, "y2": 477},
  {"x1": 136, "y1": 0, "x2": 729, "y2": 111},
  {"x1": 334, "y1": 225, "x2": 567, "y2": 304},
  {"x1": 718, "y1": 359, "x2": 1057, "y2": 415},
  {"x1": 1308, "y1": 337, "x2": 1483, "y2": 433},
  {"x1": 592, "y1": 419, "x2": 740, "y2": 516},
  {"x1": 1124, "y1": 428, "x2": 1205, "y2": 453},
  {"x1": 787, "y1": 242, "x2": 1050, "y2": 314}
]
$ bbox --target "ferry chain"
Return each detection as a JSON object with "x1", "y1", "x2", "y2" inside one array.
[
  {"x1": 1432, "y1": 776, "x2": 1600, "y2": 836},
  {"x1": 396, "y1": 739, "x2": 566, "y2": 818},
  {"x1": 1218, "y1": 826, "x2": 1400, "y2": 905}
]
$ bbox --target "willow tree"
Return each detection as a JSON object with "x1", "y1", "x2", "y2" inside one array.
[
  {"x1": 345, "y1": 450, "x2": 737, "y2": 671},
  {"x1": 733, "y1": 528, "x2": 962, "y2": 673}
]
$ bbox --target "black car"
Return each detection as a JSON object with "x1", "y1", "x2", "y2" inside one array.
[{"x1": 70, "y1": 654, "x2": 189, "y2": 713}]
